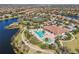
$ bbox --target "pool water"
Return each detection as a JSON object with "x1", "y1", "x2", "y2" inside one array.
[
  {"x1": 34, "y1": 30, "x2": 45, "y2": 38},
  {"x1": 34, "y1": 30, "x2": 53, "y2": 44}
]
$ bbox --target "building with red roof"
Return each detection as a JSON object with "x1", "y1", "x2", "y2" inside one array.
[{"x1": 43, "y1": 25, "x2": 69, "y2": 35}]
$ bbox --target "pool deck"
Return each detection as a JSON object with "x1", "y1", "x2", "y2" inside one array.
[
  {"x1": 29, "y1": 29, "x2": 45, "y2": 42},
  {"x1": 29, "y1": 29, "x2": 56, "y2": 44}
]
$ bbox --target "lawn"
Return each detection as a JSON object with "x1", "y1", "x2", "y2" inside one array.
[{"x1": 62, "y1": 33, "x2": 79, "y2": 53}]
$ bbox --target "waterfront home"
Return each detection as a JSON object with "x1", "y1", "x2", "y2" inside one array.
[
  {"x1": 66, "y1": 23, "x2": 77, "y2": 31},
  {"x1": 0, "y1": 16, "x2": 3, "y2": 19}
]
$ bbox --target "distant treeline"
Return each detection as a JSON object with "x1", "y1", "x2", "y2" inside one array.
[{"x1": 0, "y1": 4, "x2": 79, "y2": 8}]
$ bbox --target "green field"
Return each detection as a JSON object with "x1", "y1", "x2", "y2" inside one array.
[{"x1": 62, "y1": 33, "x2": 79, "y2": 53}]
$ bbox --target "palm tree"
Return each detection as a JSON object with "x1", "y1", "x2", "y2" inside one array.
[
  {"x1": 56, "y1": 35, "x2": 62, "y2": 40},
  {"x1": 45, "y1": 38, "x2": 49, "y2": 42}
]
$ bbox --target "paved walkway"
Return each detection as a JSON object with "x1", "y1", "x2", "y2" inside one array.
[
  {"x1": 59, "y1": 32, "x2": 76, "y2": 46},
  {"x1": 21, "y1": 27, "x2": 54, "y2": 54},
  {"x1": 63, "y1": 33, "x2": 75, "y2": 42}
]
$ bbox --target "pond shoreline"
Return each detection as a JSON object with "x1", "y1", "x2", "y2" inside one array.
[{"x1": 0, "y1": 18, "x2": 18, "y2": 54}]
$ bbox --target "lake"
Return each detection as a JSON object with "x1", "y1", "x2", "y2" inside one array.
[
  {"x1": 60, "y1": 14, "x2": 79, "y2": 19},
  {"x1": 0, "y1": 18, "x2": 18, "y2": 54}
]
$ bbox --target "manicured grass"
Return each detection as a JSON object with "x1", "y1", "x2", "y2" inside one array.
[{"x1": 62, "y1": 33, "x2": 79, "y2": 53}]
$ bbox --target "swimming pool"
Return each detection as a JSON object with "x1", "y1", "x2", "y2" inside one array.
[
  {"x1": 34, "y1": 30, "x2": 45, "y2": 38},
  {"x1": 34, "y1": 30, "x2": 53, "y2": 44}
]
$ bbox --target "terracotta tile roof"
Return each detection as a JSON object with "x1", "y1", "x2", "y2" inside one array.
[{"x1": 43, "y1": 25, "x2": 69, "y2": 35}]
